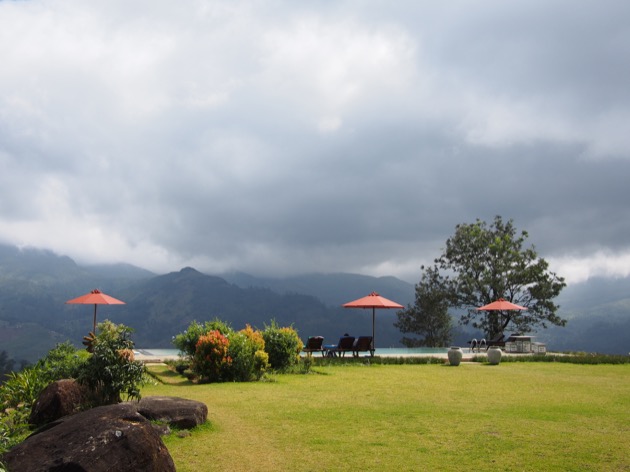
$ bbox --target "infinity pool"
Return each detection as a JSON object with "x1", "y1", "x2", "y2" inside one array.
[{"x1": 135, "y1": 347, "x2": 449, "y2": 358}]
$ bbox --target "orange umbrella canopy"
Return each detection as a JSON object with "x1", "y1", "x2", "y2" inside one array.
[
  {"x1": 66, "y1": 289, "x2": 125, "y2": 333},
  {"x1": 343, "y1": 292, "x2": 404, "y2": 349},
  {"x1": 343, "y1": 292, "x2": 405, "y2": 310},
  {"x1": 476, "y1": 298, "x2": 527, "y2": 311}
]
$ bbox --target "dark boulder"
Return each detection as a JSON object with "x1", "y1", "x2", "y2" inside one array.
[
  {"x1": 135, "y1": 395, "x2": 208, "y2": 429},
  {"x1": 2, "y1": 403, "x2": 175, "y2": 472},
  {"x1": 29, "y1": 379, "x2": 86, "y2": 427}
]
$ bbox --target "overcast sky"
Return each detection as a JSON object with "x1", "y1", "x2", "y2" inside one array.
[{"x1": 1, "y1": 0, "x2": 629, "y2": 284}]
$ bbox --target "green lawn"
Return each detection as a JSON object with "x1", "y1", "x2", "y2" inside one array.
[{"x1": 143, "y1": 362, "x2": 629, "y2": 472}]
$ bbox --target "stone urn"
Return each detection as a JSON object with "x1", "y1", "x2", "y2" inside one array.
[
  {"x1": 487, "y1": 346, "x2": 502, "y2": 365},
  {"x1": 448, "y1": 346, "x2": 463, "y2": 366}
]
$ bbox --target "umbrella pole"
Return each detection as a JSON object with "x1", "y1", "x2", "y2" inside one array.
[
  {"x1": 372, "y1": 307, "x2": 375, "y2": 351},
  {"x1": 93, "y1": 304, "x2": 97, "y2": 334}
]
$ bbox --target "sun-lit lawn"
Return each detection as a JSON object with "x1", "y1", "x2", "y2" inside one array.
[{"x1": 143, "y1": 362, "x2": 629, "y2": 472}]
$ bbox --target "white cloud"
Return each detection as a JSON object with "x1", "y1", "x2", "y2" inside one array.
[
  {"x1": 0, "y1": 0, "x2": 629, "y2": 284},
  {"x1": 548, "y1": 251, "x2": 630, "y2": 285},
  {"x1": 258, "y1": 16, "x2": 420, "y2": 125}
]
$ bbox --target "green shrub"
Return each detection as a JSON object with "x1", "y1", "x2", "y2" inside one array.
[
  {"x1": 0, "y1": 369, "x2": 47, "y2": 413},
  {"x1": 0, "y1": 342, "x2": 90, "y2": 455},
  {"x1": 173, "y1": 318, "x2": 234, "y2": 358},
  {"x1": 244, "y1": 324, "x2": 269, "y2": 380},
  {"x1": 76, "y1": 320, "x2": 146, "y2": 405},
  {"x1": 173, "y1": 321, "x2": 207, "y2": 358},
  {"x1": 226, "y1": 326, "x2": 269, "y2": 382},
  {"x1": 0, "y1": 406, "x2": 30, "y2": 457},
  {"x1": 262, "y1": 321, "x2": 303, "y2": 371},
  {"x1": 0, "y1": 342, "x2": 88, "y2": 413},
  {"x1": 254, "y1": 350, "x2": 270, "y2": 376},
  {"x1": 226, "y1": 332, "x2": 255, "y2": 381},
  {"x1": 204, "y1": 318, "x2": 233, "y2": 337},
  {"x1": 34, "y1": 341, "x2": 89, "y2": 383},
  {"x1": 0, "y1": 335, "x2": 143, "y2": 454},
  {"x1": 192, "y1": 330, "x2": 232, "y2": 383},
  {"x1": 166, "y1": 359, "x2": 191, "y2": 375},
  {"x1": 475, "y1": 353, "x2": 630, "y2": 364},
  {"x1": 174, "y1": 319, "x2": 306, "y2": 381},
  {"x1": 308, "y1": 355, "x2": 443, "y2": 366},
  {"x1": 174, "y1": 320, "x2": 270, "y2": 382}
]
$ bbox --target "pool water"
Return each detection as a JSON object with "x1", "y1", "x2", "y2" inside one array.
[
  {"x1": 135, "y1": 347, "x2": 449, "y2": 357},
  {"x1": 375, "y1": 347, "x2": 449, "y2": 355},
  {"x1": 135, "y1": 349, "x2": 183, "y2": 357}
]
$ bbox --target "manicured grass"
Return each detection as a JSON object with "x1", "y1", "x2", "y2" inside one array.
[{"x1": 142, "y1": 362, "x2": 629, "y2": 472}]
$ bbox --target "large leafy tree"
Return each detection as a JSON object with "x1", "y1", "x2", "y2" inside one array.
[
  {"x1": 406, "y1": 216, "x2": 567, "y2": 341},
  {"x1": 395, "y1": 266, "x2": 453, "y2": 347}
]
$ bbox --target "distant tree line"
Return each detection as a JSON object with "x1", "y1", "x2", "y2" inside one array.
[{"x1": 0, "y1": 351, "x2": 28, "y2": 384}]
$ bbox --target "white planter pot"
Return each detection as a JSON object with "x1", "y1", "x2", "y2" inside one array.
[
  {"x1": 487, "y1": 346, "x2": 502, "y2": 365},
  {"x1": 448, "y1": 346, "x2": 463, "y2": 366}
]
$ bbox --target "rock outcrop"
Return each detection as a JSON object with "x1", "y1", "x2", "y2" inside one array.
[
  {"x1": 29, "y1": 379, "x2": 86, "y2": 427},
  {"x1": 2, "y1": 403, "x2": 175, "y2": 472},
  {"x1": 135, "y1": 395, "x2": 208, "y2": 429}
]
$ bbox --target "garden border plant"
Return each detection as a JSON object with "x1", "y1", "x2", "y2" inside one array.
[
  {"x1": 471, "y1": 353, "x2": 629, "y2": 364},
  {"x1": 261, "y1": 320, "x2": 303, "y2": 372},
  {"x1": 172, "y1": 318, "x2": 308, "y2": 382},
  {"x1": 299, "y1": 352, "x2": 630, "y2": 367},
  {"x1": 173, "y1": 318, "x2": 271, "y2": 382},
  {"x1": 305, "y1": 355, "x2": 445, "y2": 366}
]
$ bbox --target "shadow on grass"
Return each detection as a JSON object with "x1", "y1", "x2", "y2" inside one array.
[
  {"x1": 145, "y1": 364, "x2": 194, "y2": 386},
  {"x1": 309, "y1": 356, "x2": 446, "y2": 366}
]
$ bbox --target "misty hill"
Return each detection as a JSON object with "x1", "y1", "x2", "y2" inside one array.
[
  {"x1": 0, "y1": 245, "x2": 406, "y2": 361},
  {"x1": 534, "y1": 277, "x2": 630, "y2": 354},
  {"x1": 221, "y1": 271, "x2": 415, "y2": 307},
  {"x1": 0, "y1": 244, "x2": 154, "y2": 292},
  {"x1": 0, "y1": 243, "x2": 629, "y2": 363},
  {"x1": 101, "y1": 267, "x2": 404, "y2": 351},
  {"x1": 114, "y1": 267, "x2": 335, "y2": 346}
]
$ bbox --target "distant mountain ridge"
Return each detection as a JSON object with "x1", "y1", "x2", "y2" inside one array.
[
  {"x1": 0, "y1": 242, "x2": 628, "y2": 362},
  {"x1": 0, "y1": 244, "x2": 155, "y2": 290},
  {"x1": 0, "y1": 244, "x2": 411, "y2": 361},
  {"x1": 220, "y1": 271, "x2": 415, "y2": 307}
]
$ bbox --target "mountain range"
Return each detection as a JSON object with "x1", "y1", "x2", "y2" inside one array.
[{"x1": 0, "y1": 243, "x2": 628, "y2": 362}]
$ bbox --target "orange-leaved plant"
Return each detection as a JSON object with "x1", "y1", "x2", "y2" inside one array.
[{"x1": 193, "y1": 330, "x2": 231, "y2": 383}]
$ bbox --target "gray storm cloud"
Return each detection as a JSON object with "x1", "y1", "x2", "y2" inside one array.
[{"x1": 1, "y1": 0, "x2": 629, "y2": 284}]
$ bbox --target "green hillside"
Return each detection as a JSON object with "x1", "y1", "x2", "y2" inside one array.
[{"x1": 1, "y1": 243, "x2": 629, "y2": 363}]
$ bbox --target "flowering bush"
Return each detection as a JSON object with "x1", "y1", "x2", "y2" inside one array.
[
  {"x1": 254, "y1": 349, "x2": 270, "y2": 376},
  {"x1": 173, "y1": 319, "x2": 302, "y2": 381},
  {"x1": 241, "y1": 324, "x2": 265, "y2": 351},
  {"x1": 262, "y1": 322, "x2": 303, "y2": 371},
  {"x1": 173, "y1": 318, "x2": 233, "y2": 358},
  {"x1": 226, "y1": 326, "x2": 269, "y2": 382},
  {"x1": 192, "y1": 330, "x2": 232, "y2": 383}
]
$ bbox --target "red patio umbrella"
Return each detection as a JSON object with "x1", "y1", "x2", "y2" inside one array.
[
  {"x1": 476, "y1": 298, "x2": 527, "y2": 339},
  {"x1": 343, "y1": 292, "x2": 404, "y2": 350},
  {"x1": 66, "y1": 289, "x2": 125, "y2": 333},
  {"x1": 476, "y1": 298, "x2": 527, "y2": 311}
]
